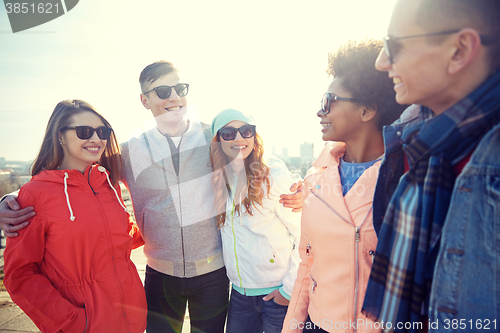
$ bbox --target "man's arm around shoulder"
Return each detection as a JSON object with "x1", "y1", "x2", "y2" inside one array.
[{"x1": 0, "y1": 191, "x2": 34, "y2": 237}]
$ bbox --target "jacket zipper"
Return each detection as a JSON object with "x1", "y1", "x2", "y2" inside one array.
[
  {"x1": 144, "y1": 128, "x2": 187, "y2": 277},
  {"x1": 161, "y1": 145, "x2": 186, "y2": 277},
  {"x1": 87, "y1": 168, "x2": 131, "y2": 333},
  {"x1": 177, "y1": 175, "x2": 186, "y2": 277},
  {"x1": 307, "y1": 244, "x2": 316, "y2": 293},
  {"x1": 87, "y1": 169, "x2": 96, "y2": 195},
  {"x1": 312, "y1": 191, "x2": 370, "y2": 333},
  {"x1": 176, "y1": 136, "x2": 186, "y2": 277},
  {"x1": 354, "y1": 227, "x2": 360, "y2": 333},
  {"x1": 230, "y1": 200, "x2": 244, "y2": 293}
]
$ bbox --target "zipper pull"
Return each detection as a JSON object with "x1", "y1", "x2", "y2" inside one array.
[
  {"x1": 355, "y1": 227, "x2": 360, "y2": 242},
  {"x1": 306, "y1": 244, "x2": 311, "y2": 256},
  {"x1": 311, "y1": 281, "x2": 317, "y2": 294},
  {"x1": 369, "y1": 250, "x2": 375, "y2": 263}
]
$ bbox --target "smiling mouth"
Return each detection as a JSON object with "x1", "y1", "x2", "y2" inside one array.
[
  {"x1": 84, "y1": 147, "x2": 101, "y2": 153},
  {"x1": 231, "y1": 145, "x2": 247, "y2": 150},
  {"x1": 393, "y1": 77, "x2": 402, "y2": 85},
  {"x1": 165, "y1": 106, "x2": 183, "y2": 112},
  {"x1": 321, "y1": 123, "x2": 332, "y2": 128}
]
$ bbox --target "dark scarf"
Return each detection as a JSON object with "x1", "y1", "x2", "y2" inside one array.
[{"x1": 362, "y1": 71, "x2": 500, "y2": 332}]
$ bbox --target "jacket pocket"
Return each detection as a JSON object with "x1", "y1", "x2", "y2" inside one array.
[
  {"x1": 267, "y1": 242, "x2": 288, "y2": 268},
  {"x1": 272, "y1": 297, "x2": 290, "y2": 308},
  {"x1": 253, "y1": 241, "x2": 278, "y2": 271},
  {"x1": 83, "y1": 301, "x2": 92, "y2": 333},
  {"x1": 369, "y1": 250, "x2": 375, "y2": 264},
  {"x1": 310, "y1": 276, "x2": 318, "y2": 294}
]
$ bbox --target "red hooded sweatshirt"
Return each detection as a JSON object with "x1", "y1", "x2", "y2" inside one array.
[{"x1": 4, "y1": 165, "x2": 147, "y2": 333}]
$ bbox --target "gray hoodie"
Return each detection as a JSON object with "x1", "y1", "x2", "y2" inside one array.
[{"x1": 121, "y1": 116, "x2": 223, "y2": 278}]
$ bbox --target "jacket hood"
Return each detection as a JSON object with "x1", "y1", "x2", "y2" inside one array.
[
  {"x1": 31, "y1": 164, "x2": 126, "y2": 221},
  {"x1": 32, "y1": 165, "x2": 101, "y2": 185}
]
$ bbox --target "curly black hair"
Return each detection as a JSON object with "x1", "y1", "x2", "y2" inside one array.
[{"x1": 327, "y1": 38, "x2": 408, "y2": 130}]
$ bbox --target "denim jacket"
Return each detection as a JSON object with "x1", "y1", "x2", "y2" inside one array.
[
  {"x1": 373, "y1": 106, "x2": 500, "y2": 331},
  {"x1": 428, "y1": 120, "x2": 500, "y2": 331},
  {"x1": 372, "y1": 105, "x2": 421, "y2": 234}
]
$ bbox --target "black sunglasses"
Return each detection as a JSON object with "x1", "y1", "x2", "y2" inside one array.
[
  {"x1": 143, "y1": 83, "x2": 189, "y2": 99},
  {"x1": 320, "y1": 93, "x2": 357, "y2": 114},
  {"x1": 60, "y1": 126, "x2": 113, "y2": 140},
  {"x1": 383, "y1": 29, "x2": 498, "y2": 64},
  {"x1": 218, "y1": 125, "x2": 256, "y2": 141}
]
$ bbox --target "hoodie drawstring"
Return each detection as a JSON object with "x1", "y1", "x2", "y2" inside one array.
[
  {"x1": 63, "y1": 167, "x2": 127, "y2": 221},
  {"x1": 63, "y1": 172, "x2": 76, "y2": 221},
  {"x1": 98, "y1": 166, "x2": 127, "y2": 212}
]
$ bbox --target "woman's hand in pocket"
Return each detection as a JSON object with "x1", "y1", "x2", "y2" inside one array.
[{"x1": 263, "y1": 289, "x2": 289, "y2": 306}]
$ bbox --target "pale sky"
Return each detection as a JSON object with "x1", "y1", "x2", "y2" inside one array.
[{"x1": 0, "y1": 0, "x2": 397, "y2": 162}]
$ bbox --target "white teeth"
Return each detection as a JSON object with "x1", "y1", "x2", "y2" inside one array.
[
  {"x1": 393, "y1": 77, "x2": 402, "y2": 85},
  {"x1": 85, "y1": 147, "x2": 99, "y2": 152},
  {"x1": 232, "y1": 146, "x2": 246, "y2": 149},
  {"x1": 321, "y1": 123, "x2": 331, "y2": 128},
  {"x1": 166, "y1": 106, "x2": 181, "y2": 111}
]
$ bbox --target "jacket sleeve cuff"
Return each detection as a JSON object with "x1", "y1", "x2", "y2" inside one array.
[{"x1": 279, "y1": 287, "x2": 291, "y2": 301}]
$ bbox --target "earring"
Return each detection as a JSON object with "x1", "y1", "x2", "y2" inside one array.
[{"x1": 59, "y1": 141, "x2": 63, "y2": 146}]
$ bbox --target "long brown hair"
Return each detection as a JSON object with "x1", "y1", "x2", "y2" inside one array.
[
  {"x1": 210, "y1": 132, "x2": 270, "y2": 228},
  {"x1": 31, "y1": 100, "x2": 122, "y2": 185}
]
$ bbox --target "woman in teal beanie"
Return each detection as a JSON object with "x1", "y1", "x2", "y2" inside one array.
[{"x1": 210, "y1": 108, "x2": 302, "y2": 333}]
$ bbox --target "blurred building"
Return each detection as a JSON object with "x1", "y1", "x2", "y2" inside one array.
[
  {"x1": 300, "y1": 142, "x2": 314, "y2": 165},
  {"x1": 282, "y1": 147, "x2": 288, "y2": 161},
  {"x1": 0, "y1": 158, "x2": 33, "y2": 197}
]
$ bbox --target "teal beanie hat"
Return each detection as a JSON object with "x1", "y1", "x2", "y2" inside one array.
[{"x1": 211, "y1": 108, "x2": 256, "y2": 137}]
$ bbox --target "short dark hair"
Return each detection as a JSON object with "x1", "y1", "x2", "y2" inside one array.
[
  {"x1": 139, "y1": 61, "x2": 177, "y2": 94},
  {"x1": 327, "y1": 39, "x2": 407, "y2": 131},
  {"x1": 414, "y1": 0, "x2": 500, "y2": 70}
]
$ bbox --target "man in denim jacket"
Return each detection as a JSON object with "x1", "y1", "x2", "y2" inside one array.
[{"x1": 362, "y1": 0, "x2": 500, "y2": 332}]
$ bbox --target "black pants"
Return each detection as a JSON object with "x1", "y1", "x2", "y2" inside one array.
[
  {"x1": 303, "y1": 315, "x2": 329, "y2": 333},
  {"x1": 145, "y1": 266, "x2": 229, "y2": 333}
]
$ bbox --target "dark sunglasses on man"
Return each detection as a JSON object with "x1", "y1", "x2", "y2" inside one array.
[
  {"x1": 218, "y1": 125, "x2": 256, "y2": 141},
  {"x1": 143, "y1": 83, "x2": 189, "y2": 99},
  {"x1": 60, "y1": 126, "x2": 113, "y2": 140},
  {"x1": 320, "y1": 92, "x2": 357, "y2": 115},
  {"x1": 383, "y1": 29, "x2": 498, "y2": 64}
]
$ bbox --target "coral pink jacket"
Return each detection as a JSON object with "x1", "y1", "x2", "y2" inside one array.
[{"x1": 282, "y1": 142, "x2": 381, "y2": 333}]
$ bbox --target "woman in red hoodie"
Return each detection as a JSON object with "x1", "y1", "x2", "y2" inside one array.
[{"x1": 4, "y1": 100, "x2": 147, "y2": 332}]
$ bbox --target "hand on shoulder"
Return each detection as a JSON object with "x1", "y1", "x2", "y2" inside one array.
[{"x1": 0, "y1": 195, "x2": 33, "y2": 237}]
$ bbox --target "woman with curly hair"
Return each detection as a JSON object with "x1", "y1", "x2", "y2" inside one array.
[
  {"x1": 210, "y1": 108, "x2": 301, "y2": 333},
  {"x1": 282, "y1": 39, "x2": 408, "y2": 333}
]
